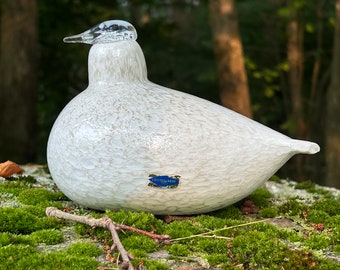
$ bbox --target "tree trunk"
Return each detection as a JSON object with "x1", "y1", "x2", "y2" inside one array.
[
  {"x1": 286, "y1": 2, "x2": 307, "y2": 180},
  {"x1": 326, "y1": 0, "x2": 340, "y2": 189},
  {"x1": 0, "y1": 0, "x2": 38, "y2": 163},
  {"x1": 287, "y1": 4, "x2": 306, "y2": 138},
  {"x1": 209, "y1": 0, "x2": 252, "y2": 118}
]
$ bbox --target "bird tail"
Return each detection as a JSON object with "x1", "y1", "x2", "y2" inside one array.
[{"x1": 290, "y1": 139, "x2": 320, "y2": 155}]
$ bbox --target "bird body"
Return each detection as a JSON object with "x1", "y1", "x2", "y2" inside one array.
[{"x1": 47, "y1": 21, "x2": 319, "y2": 215}]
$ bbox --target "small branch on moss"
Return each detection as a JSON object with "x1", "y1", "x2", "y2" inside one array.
[
  {"x1": 170, "y1": 218, "x2": 273, "y2": 242},
  {"x1": 45, "y1": 207, "x2": 170, "y2": 270}
]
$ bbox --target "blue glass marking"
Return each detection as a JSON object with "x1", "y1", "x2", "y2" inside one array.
[{"x1": 149, "y1": 175, "x2": 179, "y2": 187}]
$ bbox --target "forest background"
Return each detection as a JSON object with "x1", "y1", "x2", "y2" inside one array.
[{"x1": 0, "y1": 0, "x2": 339, "y2": 188}]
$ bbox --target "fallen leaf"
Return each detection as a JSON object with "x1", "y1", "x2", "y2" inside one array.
[{"x1": 0, "y1": 160, "x2": 23, "y2": 177}]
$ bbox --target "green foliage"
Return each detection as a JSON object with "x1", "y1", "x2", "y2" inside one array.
[
  {"x1": 18, "y1": 188, "x2": 66, "y2": 205},
  {"x1": 1, "y1": 172, "x2": 339, "y2": 268},
  {"x1": 143, "y1": 259, "x2": 169, "y2": 270},
  {"x1": 0, "y1": 207, "x2": 63, "y2": 234},
  {"x1": 327, "y1": 215, "x2": 340, "y2": 228},
  {"x1": 167, "y1": 243, "x2": 190, "y2": 256},
  {"x1": 16, "y1": 251, "x2": 100, "y2": 270},
  {"x1": 66, "y1": 242, "x2": 102, "y2": 257},
  {"x1": 74, "y1": 222, "x2": 108, "y2": 240},
  {"x1": 334, "y1": 244, "x2": 340, "y2": 254},
  {"x1": 0, "y1": 207, "x2": 40, "y2": 234},
  {"x1": 295, "y1": 180, "x2": 316, "y2": 190},
  {"x1": 230, "y1": 230, "x2": 326, "y2": 269},
  {"x1": 0, "y1": 232, "x2": 33, "y2": 247},
  {"x1": 295, "y1": 181, "x2": 334, "y2": 197},
  {"x1": 307, "y1": 210, "x2": 330, "y2": 224},
  {"x1": 30, "y1": 229, "x2": 64, "y2": 245},
  {"x1": 311, "y1": 199, "x2": 340, "y2": 216},
  {"x1": 278, "y1": 198, "x2": 307, "y2": 216},
  {"x1": 193, "y1": 214, "x2": 237, "y2": 232},
  {"x1": 269, "y1": 175, "x2": 282, "y2": 183},
  {"x1": 248, "y1": 188, "x2": 272, "y2": 208},
  {"x1": 121, "y1": 235, "x2": 157, "y2": 253},
  {"x1": 0, "y1": 244, "x2": 36, "y2": 270},
  {"x1": 106, "y1": 210, "x2": 164, "y2": 232},
  {"x1": 304, "y1": 231, "x2": 332, "y2": 250},
  {"x1": 5, "y1": 175, "x2": 37, "y2": 184},
  {"x1": 0, "y1": 181, "x2": 31, "y2": 196},
  {"x1": 163, "y1": 220, "x2": 202, "y2": 239},
  {"x1": 210, "y1": 205, "x2": 243, "y2": 219},
  {"x1": 205, "y1": 253, "x2": 229, "y2": 267},
  {"x1": 259, "y1": 207, "x2": 279, "y2": 218},
  {"x1": 194, "y1": 238, "x2": 227, "y2": 253}
]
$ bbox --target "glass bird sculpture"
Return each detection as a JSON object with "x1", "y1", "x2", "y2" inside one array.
[{"x1": 47, "y1": 20, "x2": 320, "y2": 215}]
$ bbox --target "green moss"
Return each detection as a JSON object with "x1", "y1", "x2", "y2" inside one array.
[
  {"x1": 0, "y1": 235, "x2": 99, "y2": 270},
  {"x1": 106, "y1": 210, "x2": 164, "y2": 232},
  {"x1": 205, "y1": 253, "x2": 229, "y2": 266},
  {"x1": 143, "y1": 259, "x2": 169, "y2": 270},
  {"x1": 247, "y1": 221, "x2": 282, "y2": 237},
  {"x1": 269, "y1": 175, "x2": 282, "y2": 183},
  {"x1": 1, "y1": 169, "x2": 339, "y2": 269},
  {"x1": 194, "y1": 214, "x2": 237, "y2": 231},
  {"x1": 0, "y1": 232, "x2": 33, "y2": 247},
  {"x1": 194, "y1": 238, "x2": 227, "y2": 253},
  {"x1": 18, "y1": 188, "x2": 64, "y2": 205},
  {"x1": 167, "y1": 243, "x2": 190, "y2": 256},
  {"x1": 128, "y1": 248, "x2": 147, "y2": 258},
  {"x1": 0, "y1": 244, "x2": 37, "y2": 269},
  {"x1": 248, "y1": 188, "x2": 272, "y2": 208},
  {"x1": 230, "y1": 231, "x2": 325, "y2": 269},
  {"x1": 66, "y1": 242, "x2": 102, "y2": 257},
  {"x1": 38, "y1": 216, "x2": 64, "y2": 230},
  {"x1": 278, "y1": 198, "x2": 307, "y2": 216},
  {"x1": 0, "y1": 207, "x2": 40, "y2": 234},
  {"x1": 163, "y1": 220, "x2": 202, "y2": 239},
  {"x1": 295, "y1": 180, "x2": 334, "y2": 198},
  {"x1": 74, "y1": 222, "x2": 110, "y2": 241},
  {"x1": 295, "y1": 180, "x2": 316, "y2": 190},
  {"x1": 258, "y1": 207, "x2": 279, "y2": 218},
  {"x1": 304, "y1": 231, "x2": 332, "y2": 250},
  {"x1": 334, "y1": 244, "x2": 340, "y2": 254},
  {"x1": 311, "y1": 199, "x2": 340, "y2": 216},
  {"x1": 0, "y1": 207, "x2": 64, "y2": 234},
  {"x1": 307, "y1": 210, "x2": 330, "y2": 224},
  {"x1": 16, "y1": 251, "x2": 100, "y2": 270},
  {"x1": 30, "y1": 229, "x2": 64, "y2": 245},
  {"x1": 0, "y1": 181, "x2": 30, "y2": 196},
  {"x1": 121, "y1": 235, "x2": 157, "y2": 253},
  {"x1": 210, "y1": 205, "x2": 243, "y2": 219},
  {"x1": 6, "y1": 175, "x2": 37, "y2": 184},
  {"x1": 327, "y1": 215, "x2": 340, "y2": 228}
]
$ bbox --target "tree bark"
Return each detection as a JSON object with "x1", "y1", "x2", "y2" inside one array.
[
  {"x1": 209, "y1": 0, "x2": 252, "y2": 118},
  {"x1": 286, "y1": 2, "x2": 307, "y2": 180},
  {"x1": 0, "y1": 0, "x2": 38, "y2": 163},
  {"x1": 287, "y1": 3, "x2": 306, "y2": 138},
  {"x1": 326, "y1": 0, "x2": 340, "y2": 189}
]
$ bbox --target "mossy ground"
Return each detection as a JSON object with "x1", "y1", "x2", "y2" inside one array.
[{"x1": 0, "y1": 167, "x2": 339, "y2": 269}]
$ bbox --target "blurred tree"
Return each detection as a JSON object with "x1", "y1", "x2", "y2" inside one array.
[
  {"x1": 286, "y1": 0, "x2": 306, "y2": 178},
  {"x1": 326, "y1": 0, "x2": 340, "y2": 188},
  {"x1": 209, "y1": 0, "x2": 252, "y2": 118},
  {"x1": 286, "y1": 0, "x2": 306, "y2": 139},
  {"x1": 0, "y1": 0, "x2": 38, "y2": 163}
]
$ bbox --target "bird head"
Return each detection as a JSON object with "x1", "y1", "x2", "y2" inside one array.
[{"x1": 63, "y1": 20, "x2": 137, "y2": 45}]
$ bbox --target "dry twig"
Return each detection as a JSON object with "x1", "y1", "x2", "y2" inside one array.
[
  {"x1": 170, "y1": 218, "x2": 272, "y2": 242},
  {"x1": 45, "y1": 207, "x2": 170, "y2": 270}
]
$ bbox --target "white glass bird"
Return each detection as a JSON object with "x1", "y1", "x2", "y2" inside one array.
[{"x1": 47, "y1": 20, "x2": 320, "y2": 215}]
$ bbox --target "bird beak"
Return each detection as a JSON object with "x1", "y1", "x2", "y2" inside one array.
[{"x1": 63, "y1": 29, "x2": 94, "y2": 44}]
